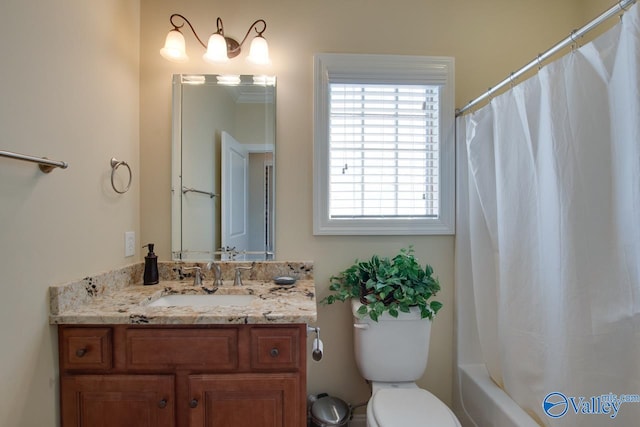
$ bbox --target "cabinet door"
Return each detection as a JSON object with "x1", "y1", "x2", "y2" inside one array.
[
  {"x1": 188, "y1": 373, "x2": 300, "y2": 427},
  {"x1": 61, "y1": 375, "x2": 174, "y2": 427}
]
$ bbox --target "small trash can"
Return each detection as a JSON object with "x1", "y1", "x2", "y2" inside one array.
[{"x1": 308, "y1": 393, "x2": 351, "y2": 427}]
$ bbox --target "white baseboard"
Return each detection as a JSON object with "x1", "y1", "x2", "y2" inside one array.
[{"x1": 349, "y1": 414, "x2": 366, "y2": 427}]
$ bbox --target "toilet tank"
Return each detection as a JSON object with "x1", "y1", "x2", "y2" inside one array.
[{"x1": 352, "y1": 300, "x2": 432, "y2": 382}]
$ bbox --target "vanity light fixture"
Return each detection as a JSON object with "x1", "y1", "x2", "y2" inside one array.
[{"x1": 160, "y1": 14, "x2": 271, "y2": 65}]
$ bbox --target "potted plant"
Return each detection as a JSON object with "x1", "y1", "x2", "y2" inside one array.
[{"x1": 322, "y1": 247, "x2": 443, "y2": 321}]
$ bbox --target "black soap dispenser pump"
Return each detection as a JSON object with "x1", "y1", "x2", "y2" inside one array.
[{"x1": 142, "y1": 243, "x2": 159, "y2": 285}]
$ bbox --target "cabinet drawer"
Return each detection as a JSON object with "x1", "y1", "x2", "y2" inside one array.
[
  {"x1": 61, "y1": 327, "x2": 113, "y2": 371},
  {"x1": 126, "y1": 328, "x2": 238, "y2": 370},
  {"x1": 250, "y1": 327, "x2": 300, "y2": 371}
]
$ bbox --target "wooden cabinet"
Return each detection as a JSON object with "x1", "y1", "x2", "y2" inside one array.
[
  {"x1": 188, "y1": 374, "x2": 300, "y2": 427},
  {"x1": 60, "y1": 327, "x2": 113, "y2": 371},
  {"x1": 60, "y1": 375, "x2": 174, "y2": 427},
  {"x1": 58, "y1": 325, "x2": 306, "y2": 427}
]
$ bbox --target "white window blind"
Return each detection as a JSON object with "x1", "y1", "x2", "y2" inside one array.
[
  {"x1": 313, "y1": 53, "x2": 454, "y2": 235},
  {"x1": 329, "y1": 83, "x2": 440, "y2": 219}
]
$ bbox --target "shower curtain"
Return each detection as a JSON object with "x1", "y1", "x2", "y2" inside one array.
[{"x1": 457, "y1": 3, "x2": 640, "y2": 425}]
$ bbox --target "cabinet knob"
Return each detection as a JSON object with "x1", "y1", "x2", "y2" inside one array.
[
  {"x1": 75, "y1": 348, "x2": 87, "y2": 358},
  {"x1": 158, "y1": 399, "x2": 167, "y2": 409},
  {"x1": 189, "y1": 399, "x2": 199, "y2": 408},
  {"x1": 270, "y1": 347, "x2": 279, "y2": 357}
]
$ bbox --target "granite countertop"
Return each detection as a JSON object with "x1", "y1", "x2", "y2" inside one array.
[{"x1": 49, "y1": 261, "x2": 317, "y2": 325}]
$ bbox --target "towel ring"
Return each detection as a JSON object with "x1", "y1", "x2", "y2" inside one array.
[{"x1": 110, "y1": 157, "x2": 132, "y2": 194}]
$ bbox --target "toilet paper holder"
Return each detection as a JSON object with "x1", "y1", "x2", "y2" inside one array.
[{"x1": 307, "y1": 325, "x2": 323, "y2": 362}]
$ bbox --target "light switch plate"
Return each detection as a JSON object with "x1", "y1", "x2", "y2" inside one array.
[{"x1": 125, "y1": 231, "x2": 135, "y2": 257}]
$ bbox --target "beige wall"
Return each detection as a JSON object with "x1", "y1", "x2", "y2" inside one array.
[
  {"x1": 0, "y1": 0, "x2": 615, "y2": 425},
  {"x1": 140, "y1": 0, "x2": 588, "y2": 410},
  {"x1": 0, "y1": 1, "x2": 140, "y2": 426}
]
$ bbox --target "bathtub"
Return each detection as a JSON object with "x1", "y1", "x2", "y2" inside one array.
[
  {"x1": 454, "y1": 262, "x2": 543, "y2": 427},
  {"x1": 456, "y1": 364, "x2": 541, "y2": 427}
]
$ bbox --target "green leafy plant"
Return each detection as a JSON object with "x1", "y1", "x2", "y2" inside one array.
[{"x1": 322, "y1": 247, "x2": 443, "y2": 322}]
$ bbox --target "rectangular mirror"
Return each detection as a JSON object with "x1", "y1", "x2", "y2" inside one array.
[{"x1": 171, "y1": 74, "x2": 276, "y2": 261}]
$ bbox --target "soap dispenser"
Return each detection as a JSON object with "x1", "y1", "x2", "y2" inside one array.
[{"x1": 142, "y1": 243, "x2": 159, "y2": 285}]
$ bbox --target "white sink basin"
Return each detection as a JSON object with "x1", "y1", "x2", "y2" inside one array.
[{"x1": 148, "y1": 294, "x2": 256, "y2": 307}]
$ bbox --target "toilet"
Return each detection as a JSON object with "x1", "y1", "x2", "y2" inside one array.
[{"x1": 352, "y1": 300, "x2": 461, "y2": 427}]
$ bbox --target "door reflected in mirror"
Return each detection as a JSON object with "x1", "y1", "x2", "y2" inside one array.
[{"x1": 171, "y1": 74, "x2": 276, "y2": 261}]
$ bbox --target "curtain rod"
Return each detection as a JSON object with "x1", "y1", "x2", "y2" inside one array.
[{"x1": 456, "y1": 0, "x2": 636, "y2": 116}]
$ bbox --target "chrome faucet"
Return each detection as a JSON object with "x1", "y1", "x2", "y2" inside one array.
[
  {"x1": 183, "y1": 262, "x2": 215, "y2": 287},
  {"x1": 233, "y1": 266, "x2": 252, "y2": 286},
  {"x1": 211, "y1": 262, "x2": 223, "y2": 287},
  {"x1": 183, "y1": 266, "x2": 203, "y2": 286}
]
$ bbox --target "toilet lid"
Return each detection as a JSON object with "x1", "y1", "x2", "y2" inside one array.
[{"x1": 372, "y1": 388, "x2": 458, "y2": 427}]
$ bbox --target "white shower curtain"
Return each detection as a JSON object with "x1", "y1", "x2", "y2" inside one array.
[{"x1": 457, "y1": 3, "x2": 640, "y2": 425}]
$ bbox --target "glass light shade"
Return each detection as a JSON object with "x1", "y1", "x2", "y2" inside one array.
[
  {"x1": 203, "y1": 33, "x2": 229, "y2": 63},
  {"x1": 160, "y1": 30, "x2": 188, "y2": 62},
  {"x1": 246, "y1": 36, "x2": 271, "y2": 65}
]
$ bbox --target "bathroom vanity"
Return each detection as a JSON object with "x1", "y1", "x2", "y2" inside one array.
[{"x1": 50, "y1": 261, "x2": 316, "y2": 427}]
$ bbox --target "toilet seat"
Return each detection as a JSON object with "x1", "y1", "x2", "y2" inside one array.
[{"x1": 369, "y1": 388, "x2": 459, "y2": 427}]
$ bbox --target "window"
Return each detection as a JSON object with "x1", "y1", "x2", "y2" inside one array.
[
  {"x1": 329, "y1": 83, "x2": 440, "y2": 218},
  {"x1": 313, "y1": 54, "x2": 455, "y2": 235}
]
